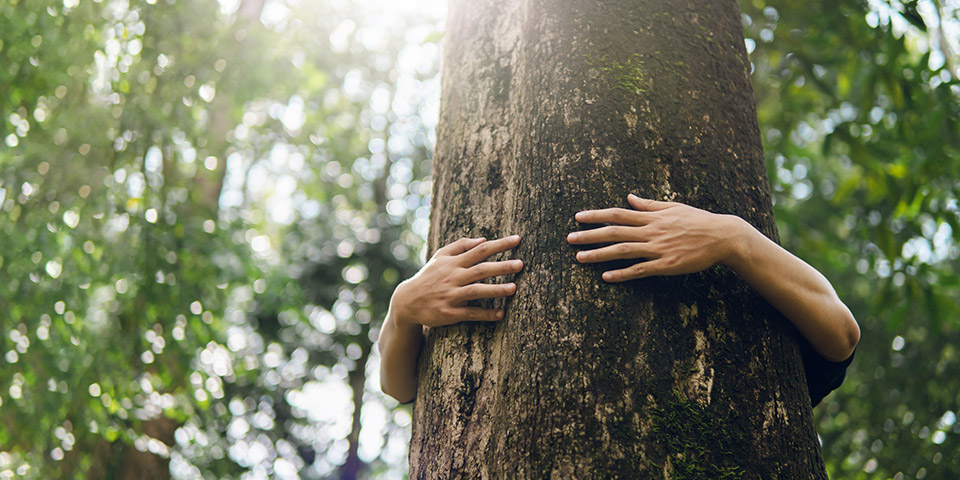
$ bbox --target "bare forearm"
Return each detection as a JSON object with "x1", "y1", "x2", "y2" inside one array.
[
  {"x1": 723, "y1": 216, "x2": 859, "y2": 362},
  {"x1": 377, "y1": 304, "x2": 423, "y2": 403}
]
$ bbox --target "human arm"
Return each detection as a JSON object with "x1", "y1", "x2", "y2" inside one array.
[
  {"x1": 378, "y1": 235, "x2": 523, "y2": 403},
  {"x1": 566, "y1": 194, "x2": 859, "y2": 362}
]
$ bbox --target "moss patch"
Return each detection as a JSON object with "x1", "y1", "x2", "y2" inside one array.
[
  {"x1": 586, "y1": 53, "x2": 646, "y2": 95},
  {"x1": 649, "y1": 391, "x2": 743, "y2": 480}
]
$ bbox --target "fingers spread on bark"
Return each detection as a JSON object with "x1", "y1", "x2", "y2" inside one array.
[
  {"x1": 448, "y1": 307, "x2": 504, "y2": 323},
  {"x1": 462, "y1": 260, "x2": 523, "y2": 284},
  {"x1": 574, "y1": 208, "x2": 650, "y2": 226},
  {"x1": 575, "y1": 242, "x2": 655, "y2": 263},
  {"x1": 627, "y1": 193, "x2": 672, "y2": 211},
  {"x1": 457, "y1": 282, "x2": 516, "y2": 301},
  {"x1": 439, "y1": 237, "x2": 486, "y2": 256},
  {"x1": 602, "y1": 259, "x2": 669, "y2": 282},
  {"x1": 459, "y1": 235, "x2": 521, "y2": 265},
  {"x1": 568, "y1": 225, "x2": 650, "y2": 244}
]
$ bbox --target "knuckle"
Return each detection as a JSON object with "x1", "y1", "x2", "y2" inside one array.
[
  {"x1": 617, "y1": 243, "x2": 631, "y2": 254},
  {"x1": 438, "y1": 290, "x2": 456, "y2": 304},
  {"x1": 473, "y1": 263, "x2": 490, "y2": 276}
]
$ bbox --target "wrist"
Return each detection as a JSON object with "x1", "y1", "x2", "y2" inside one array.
[
  {"x1": 719, "y1": 214, "x2": 754, "y2": 270},
  {"x1": 388, "y1": 281, "x2": 419, "y2": 333}
]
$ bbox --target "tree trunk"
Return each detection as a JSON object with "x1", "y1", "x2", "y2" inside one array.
[
  {"x1": 340, "y1": 344, "x2": 371, "y2": 480},
  {"x1": 411, "y1": 0, "x2": 828, "y2": 478}
]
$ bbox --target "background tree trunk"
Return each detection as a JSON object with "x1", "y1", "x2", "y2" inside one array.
[{"x1": 411, "y1": 0, "x2": 828, "y2": 477}]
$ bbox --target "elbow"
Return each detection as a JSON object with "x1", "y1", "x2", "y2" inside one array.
[
  {"x1": 844, "y1": 312, "x2": 861, "y2": 357},
  {"x1": 381, "y1": 379, "x2": 415, "y2": 404},
  {"x1": 379, "y1": 367, "x2": 416, "y2": 404},
  {"x1": 833, "y1": 308, "x2": 860, "y2": 361},
  {"x1": 819, "y1": 306, "x2": 860, "y2": 362}
]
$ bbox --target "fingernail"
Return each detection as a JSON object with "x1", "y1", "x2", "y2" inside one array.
[
  {"x1": 513, "y1": 260, "x2": 523, "y2": 268},
  {"x1": 628, "y1": 193, "x2": 639, "y2": 199},
  {"x1": 575, "y1": 212, "x2": 584, "y2": 220},
  {"x1": 602, "y1": 272, "x2": 613, "y2": 281},
  {"x1": 496, "y1": 310, "x2": 504, "y2": 319},
  {"x1": 576, "y1": 252, "x2": 585, "y2": 261},
  {"x1": 567, "y1": 232, "x2": 578, "y2": 241}
]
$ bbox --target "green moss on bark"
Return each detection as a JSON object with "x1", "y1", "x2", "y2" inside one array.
[
  {"x1": 649, "y1": 391, "x2": 744, "y2": 480},
  {"x1": 586, "y1": 53, "x2": 646, "y2": 94}
]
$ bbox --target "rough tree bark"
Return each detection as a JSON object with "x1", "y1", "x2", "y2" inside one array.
[{"x1": 411, "y1": 0, "x2": 828, "y2": 478}]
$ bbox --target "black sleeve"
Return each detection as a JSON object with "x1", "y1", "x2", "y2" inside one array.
[{"x1": 799, "y1": 337, "x2": 855, "y2": 407}]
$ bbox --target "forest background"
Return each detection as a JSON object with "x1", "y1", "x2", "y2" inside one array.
[{"x1": 0, "y1": 0, "x2": 958, "y2": 478}]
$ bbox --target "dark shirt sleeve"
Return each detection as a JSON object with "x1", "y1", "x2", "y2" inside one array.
[{"x1": 799, "y1": 336, "x2": 855, "y2": 407}]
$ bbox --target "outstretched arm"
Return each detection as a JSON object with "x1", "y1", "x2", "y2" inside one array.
[
  {"x1": 378, "y1": 236, "x2": 523, "y2": 402},
  {"x1": 567, "y1": 194, "x2": 859, "y2": 362}
]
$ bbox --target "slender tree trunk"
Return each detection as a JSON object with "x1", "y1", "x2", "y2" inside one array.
[
  {"x1": 411, "y1": 0, "x2": 827, "y2": 478},
  {"x1": 340, "y1": 344, "x2": 371, "y2": 480},
  {"x1": 108, "y1": 1, "x2": 268, "y2": 477}
]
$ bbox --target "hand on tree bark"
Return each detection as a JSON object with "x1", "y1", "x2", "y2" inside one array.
[
  {"x1": 379, "y1": 235, "x2": 523, "y2": 402},
  {"x1": 567, "y1": 194, "x2": 743, "y2": 282},
  {"x1": 567, "y1": 193, "x2": 859, "y2": 361},
  {"x1": 392, "y1": 235, "x2": 523, "y2": 328}
]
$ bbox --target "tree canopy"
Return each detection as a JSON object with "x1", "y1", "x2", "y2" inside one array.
[{"x1": 0, "y1": 0, "x2": 957, "y2": 478}]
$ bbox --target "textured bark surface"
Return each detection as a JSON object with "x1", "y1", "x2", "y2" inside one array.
[{"x1": 411, "y1": 0, "x2": 828, "y2": 478}]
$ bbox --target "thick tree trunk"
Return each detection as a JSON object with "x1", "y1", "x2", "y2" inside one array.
[{"x1": 411, "y1": 0, "x2": 827, "y2": 478}]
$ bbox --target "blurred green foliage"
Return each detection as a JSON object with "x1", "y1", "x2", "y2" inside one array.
[
  {"x1": 0, "y1": 0, "x2": 956, "y2": 479},
  {"x1": 1, "y1": 0, "x2": 438, "y2": 478}
]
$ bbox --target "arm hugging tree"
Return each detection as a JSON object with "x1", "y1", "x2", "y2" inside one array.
[{"x1": 402, "y1": 0, "x2": 852, "y2": 477}]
